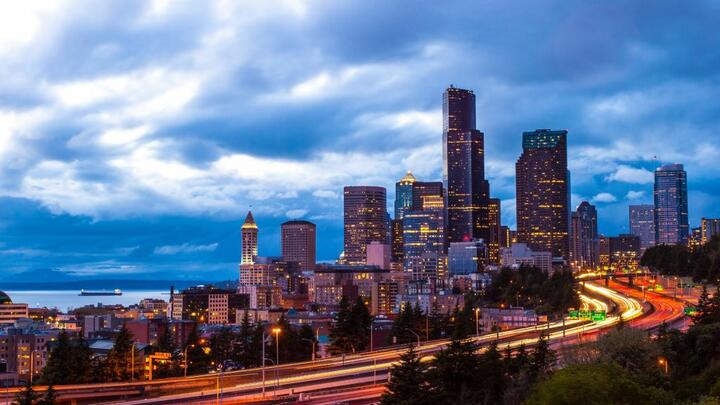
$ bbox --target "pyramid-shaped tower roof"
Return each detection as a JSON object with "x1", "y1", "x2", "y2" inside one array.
[{"x1": 242, "y1": 210, "x2": 258, "y2": 230}]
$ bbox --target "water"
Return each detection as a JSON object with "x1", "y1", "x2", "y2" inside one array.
[{"x1": 5, "y1": 290, "x2": 168, "y2": 312}]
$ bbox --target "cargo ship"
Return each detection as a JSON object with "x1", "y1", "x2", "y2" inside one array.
[{"x1": 79, "y1": 289, "x2": 123, "y2": 296}]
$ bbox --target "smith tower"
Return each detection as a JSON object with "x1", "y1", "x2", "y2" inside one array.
[
  {"x1": 241, "y1": 211, "x2": 258, "y2": 265},
  {"x1": 442, "y1": 86, "x2": 491, "y2": 245}
]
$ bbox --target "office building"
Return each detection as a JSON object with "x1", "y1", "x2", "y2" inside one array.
[
  {"x1": 571, "y1": 201, "x2": 598, "y2": 270},
  {"x1": 500, "y1": 243, "x2": 553, "y2": 273},
  {"x1": 448, "y1": 240, "x2": 487, "y2": 275},
  {"x1": 371, "y1": 280, "x2": 399, "y2": 317},
  {"x1": 488, "y1": 198, "x2": 501, "y2": 264},
  {"x1": 390, "y1": 219, "x2": 404, "y2": 262},
  {"x1": 599, "y1": 235, "x2": 641, "y2": 271},
  {"x1": 515, "y1": 129, "x2": 570, "y2": 261},
  {"x1": 241, "y1": 211, "x2": 258, "y2": 265},
  {"x1": 629, "y1": 205, "x2": 656, "y2": 251},
  {"x1": 701, "y1": 218, "x2": 720, "y2": 244},
  {"x1": 0, "y1": 292, "x2": 28, "y2": 326},
  {"x1": 394, "y1": 171, "x2": 416, "y2": 220},
  {"x1": 171, "y1": 286, "x2": 249, "y2": 324},
  {"x1": 366, "y1": 241, "x2": 391, "y2": 269},
  {"x1": 343, "y1": 186, "x2": 388, "y2": 265},
  {"x1": 654, "y1": 164, "x2": 689, "y2": 245},
  {"x1": 403, "y1": 207, "x2": 446, "y2": 280},
  {"x1": 442, "y1": 86, "x2": 492, "y2": 244},
  {"x1": 281, "y1": 220, "x2": 316, "y2": 271}
]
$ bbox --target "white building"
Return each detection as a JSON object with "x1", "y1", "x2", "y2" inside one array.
[{"x1": 500, "y1": 243, "x2": 552, "y2": 273}]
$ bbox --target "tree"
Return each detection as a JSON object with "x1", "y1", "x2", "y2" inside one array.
[
  {"x1": 184, "y1": 327, "x2": 211, "y2": 375},
  {"x1": 39, "y1": 330, "x2": 73, "y2": 385},
  {"x1": 381, "y1": 345, "x2": 432, "y2": 405},
  {"x1": 477, "y1": 341, "x2": 506, "y2": 404},
  {"x1": 526, "y1": 363, "x2": 672, "y2": 405},
  {"x1": 14, "y1": 379, "x2": 39, "y2": 405},
  {"x1": 350, "y1": 297, "x2": 373, "y2": 351},
  {"x1": 426, "y1": 338, "x2": 483, "y2": 403},
  {"x1": 38, "y1": 385, "x2": 58, "y2": 405},
  {"x1": 328, "y1": 296, "x2": 356, "y2": 354},
  {"x1": 595, "y1": 327, "x2": 661, "y2": 378},
  {"x1": 693, "y1": 286, "x2": 720, "y2": 325},
  {"x1": 209, "y1": 327, "x2": 236, "y2": 367},
  {"x1": 529, "y1": 334, "x2": 555, "y2": 382},
  {"x1": 101, "y1": 324, "x2": 136, "y2": 382}
]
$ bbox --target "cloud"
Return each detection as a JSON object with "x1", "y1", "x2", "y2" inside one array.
[
  {"x1": 153, "y1": 243, "x2": 218, "y2": 255},
  {"x1": 285, "y1": 209, "x2": 309, "y2": 218},
  {"x1": 591, "y1": 192, "x2": 617, "y2": 203},
  {"x1": 604, "y1": 165, "x2": 654, "y2": 184},
  {"x1": 313, "y1": 190, "x2": 339, "y2": 199},
  {"x1": 625, "y1": 190, "x2": 646, "y2": 200}
]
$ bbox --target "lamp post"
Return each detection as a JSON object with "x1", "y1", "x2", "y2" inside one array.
[
  {"x1": 658, "y1": 357, "x2": 669, "y2": 375},
  {"x1": 184, "y1": 344, "x2": 195, "y2": 378},
  {"x1": 405, "y1": 329, "x2": 420, "y2": 348},
  {"x1": 272, "y1": 327, "x2": 281, "y2": 390},
  {"x1": 301, "y1": 338, "x2": 316, "y2": 361},
  {"x1": 475, "y1": 308, "x2": 480, "y2": 337}
]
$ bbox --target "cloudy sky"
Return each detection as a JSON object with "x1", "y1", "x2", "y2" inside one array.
[{"x1": 1, "y1": 1, "x2": 719, "y2": 280}]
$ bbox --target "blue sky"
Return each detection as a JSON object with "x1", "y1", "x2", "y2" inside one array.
[{"x1": 0, "y1": 1, "x2": 719, "y2": 280}]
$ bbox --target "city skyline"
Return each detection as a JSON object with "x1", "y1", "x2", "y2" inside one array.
[{"x1": 1, "y1": 2, "x2": 719, "y2": 279}]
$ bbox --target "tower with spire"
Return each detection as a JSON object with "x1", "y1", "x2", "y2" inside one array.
[{"x1": 241, "y1": 210, "x2": 258, "y2": 265}]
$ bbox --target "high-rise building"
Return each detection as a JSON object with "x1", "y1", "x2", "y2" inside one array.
[
  {"x1": 499, "y1": 226, "x2": 512, "y2": 248},
  {"x1": 654, "y1": 164, "x2": 689, "y2": 245},
  {"x1": 571, "y1": 201, "x2": 598, "y2": 270},
  {"x1": 366, "y1": 241, "x2": 391, "y2": 269},
  {"x1": 394, "y1": 171, "x2": 416, "y2": 220},
  {"x1": 390, "y1": 219, "x2": 404, "y2": 262},
  {"x1": 403, "y1": 207, "x2": 446, "y2": 280},
  {"x1": 442, "y1": 86, "x2": 492, "y2": 244},
  {"x1": 488, "y1": 198, "x2": 501, "y2": 264},
  {"x1": 515, "y1": 129, "x2": 570, "y2": 261},
  {"x1": 701, "y1": 218, "x2": 720, "y2": 244},
  {"x1": 281, "y1": 220, "x2": 316, "y2": 271},
  {"x1": 412, "y1": 181, "x2": 444, "y2": 211},
  {"x1": 241, "y1": 211, "x2": 258, "y2": 265},
  {"x1": 629, "y1": 205, "x2": 656, "y2": 251},
  {"x1": 448, "y1": 240, "x2": 487, "y2": 275},
  {"x1": 344, "y1": 186, "x2": 388, "y2": 265}
]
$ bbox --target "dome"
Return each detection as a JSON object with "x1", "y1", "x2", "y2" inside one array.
[
  {"x1": 399, "y1": 171, "x2": 416, "y2": 185},
  {"x1": 0, "y1": 291, "x2": 12, "y2": 305}
]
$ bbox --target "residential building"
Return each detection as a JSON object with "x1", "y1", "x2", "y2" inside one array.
[
  {"x1": 171, "y1": 286, "x2": 249, "y2": 324},
  {"x1": 0, "y1": 292, "x2": 28, "y2": 326}
]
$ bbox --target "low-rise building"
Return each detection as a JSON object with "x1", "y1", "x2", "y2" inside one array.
[
  {"x1": 500, "y1": 243, "x2": 552, "y2": 273},
  {"x1": 0, "y1": 292, "x2": 29, "y2": 326}
]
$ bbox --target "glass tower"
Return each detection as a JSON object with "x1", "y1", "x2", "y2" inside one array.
[{"x1": 654, "y1": 164, "x2": 688, "y2": 245}]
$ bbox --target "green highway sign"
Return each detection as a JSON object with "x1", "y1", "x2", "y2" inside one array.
[{"x1": 684, "y1": 307, "x2": 698, "y2": 316}]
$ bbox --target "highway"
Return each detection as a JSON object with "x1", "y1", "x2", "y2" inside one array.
[{"x1": 0, "y1": 280, "x2": 678, "y2": 404}]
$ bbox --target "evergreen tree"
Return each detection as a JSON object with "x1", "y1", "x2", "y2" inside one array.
[
  {"x1": 72, "y1": 336, "x2": 94, "y2": 383},
  {"x1": 14, "y1": 379, "x2": 38, "y2": 405},
  {"x1": 328, "y1": 296, "x2": 355, "y2": 354},
  {"x1": 477, "y1": 341, "x2": 506, "y2": 404},
  {"x1": 39, "y1": 330, "x2": 72, "y2": 385},
  {"x1": 693, "y1": 286, "x2": 720, "y2": 325},
  {"x1": 185, "y1": 327, "x2": 211, "y2": 375},
  {"x1": 529, "y1": 333, "x2": 556, "y2": 382},
  {"x1": 426, "y1": 338, "x2": 482, "y2": 403},
  {"x1": 102, "y1": 324, "x2": 136, "y2": 382},
  {"x1": 38, "y1": 385, "x2": 57, "y2": 405},
  {"x1": 153, "y1": 325, "x2": 180, "y2": 379},
  {"x1": 209, "y1": 327, "x2": 236, "y2": 367},
  {"x1": 381, "y1": 345, "x2": 432, "y2": 405},
  {"x1": 245, "y1": 321, "x2": 267, "y2": 368},
  {"x1": 350, "y1": 297, "x2": 373, "y2": 351}
]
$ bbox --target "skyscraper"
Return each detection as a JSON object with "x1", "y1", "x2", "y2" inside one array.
[
  {"x1": 701, "y1": 218, "x2": 720, "y2": 244},
  {"x1": 515, "y1": 129, "x2": 570, "y2": 260},
  {"x1": 403, "y1": 206, "x2": 446, "y2": 280},
  {"x1": 488, "y1": 198, "x2": 501, "y2": 264},
  {"x1": 281, "y1": 220, "x2": 316, "y2": 271},
  {"x1": 241, "y1": 211, "x2": 258, "y2": 265},
  {"x1": 442, "y1": 86, "x2": 491, "y2": 244},
  {"x1": 394, "y1": 171, "x2": 416, "y2": 220},
  {"x1": 344, "y1": 186, "x2": 388, "y2": 265},
  {"x1": 571, "y1": 201, "x2": 598, "y2": 270},
  {"x1": 629, "y1": 205, "x2": 656, "y2": 251},
  {"x1": 654, "y1": 164, "x2": 689, "y2": 245}
]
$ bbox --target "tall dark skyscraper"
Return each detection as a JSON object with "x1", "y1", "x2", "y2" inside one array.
[
  {"x1": 515, "y1": 129, "x2": 570, "y2": 260},
  {"x1": 442, "y1": 86, "x2": 491, "y2": 245},
  {"x1": 654, "y1": 164, "x2": 689, "y2": 245},
  {"x1": 571, "y1": 201, "x2": 598, "y2": 270},
  {"x1": 343, "y1": 186, "x2": 388, "y2": 265},
  {"x1": 281, "y1": 220, "x2": 316, "y2": 271},
  {"x1": 629, "y1": 204, "x2": 655, "y2": 251}
]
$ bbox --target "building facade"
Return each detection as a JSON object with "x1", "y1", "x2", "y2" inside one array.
[
  {"x1": 402, "y1": 207, "x2": 446, "y2": 281},
  {"x1": 515, "y1": 129, "x2": 570, "y2": 261},
  {"x1": 654, "y1": 164, "x2": 689, "y2": 245},
  {"x1": 500, "y1": 243, "x2": 553, "y2": 273},
  {"x1": 0, "y1": 293, "x2": 28, "y2": 326},
  {"x1": 448, "y1": 240, "x2": 487, "y2": 275},
  {"x1": 281, "y1": 220, "x2": 316, "y2": 271},
  {"x1": 442, "y1": 86, "x2": 492, "y2": 245},
  {"x1": 629, "y1": 204, "x2": 656, "y2": 251},
  {"x1": 701, "y1": 218, "x2": 720, "y2": 244},
  {"x1": 571, "y1": 201, "x2": 598, "y2": 270},
  {"x1": 343, "y1": 186, "x2": 388, "y2": 265},
  {"x1": 241, "y1": 211, "x2": 258, "y2": 265}
]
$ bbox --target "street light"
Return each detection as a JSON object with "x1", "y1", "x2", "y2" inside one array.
[
  {"x1": 184, "y1": 344, "x2": 196, "y2": 377},
  {"x1": 404, "y1": 329, "x2": 420, "y2": 348},
  {"x1": 474, "y1": 308, "x2": 480, "y2": 337},
  {"x1": 301, "y1": 338, "x2": 316, "y2": 361},
  {"x1": 272, "y1": 327, "x2": 281, "y2": 390},
  {"x1": 658, "y1": 357, "x2": 669, "y2": 375}
]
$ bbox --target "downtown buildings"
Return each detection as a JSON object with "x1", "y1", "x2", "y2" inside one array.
[
  {"x1": 654, "y1": 164, "x2": 689, "y2": 245},
  {"x1": 629, "y1": 204, "x2": 656, "y2": 251},
  {"x1": 515, "y1": 129, "x2": 570, "y2": 262},
  {"x1": 343, "y1": 186, "x2": 388, "y2": 265},
  {"x1": 571, "y1": 201, "x2": 598, "y2": 270}
]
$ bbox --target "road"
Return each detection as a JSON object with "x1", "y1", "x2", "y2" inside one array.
[{"x1": 0, "y1": 280, "x2": 680, "y2": 404}]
